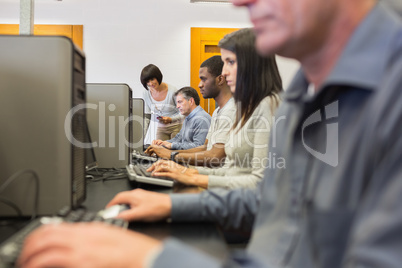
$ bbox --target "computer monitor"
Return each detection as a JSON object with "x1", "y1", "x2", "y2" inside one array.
[
  {"x1": 86, "y1": 83, "x2": 133, "y2": 168},
  {"x1": 0, "y1": 35, "x2": 87, "y2": 217}
]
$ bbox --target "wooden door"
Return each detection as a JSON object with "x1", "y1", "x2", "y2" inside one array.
[
  {"x1": 0, "y1": 24, "x2": 83, "y2": 50},
  {"x1": 191, "y1": 27, "x2": 239, "y2": 116}
]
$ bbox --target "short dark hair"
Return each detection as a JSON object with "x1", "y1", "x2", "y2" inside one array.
[
  {"x1": 174, "y1": 87, "x2": 200, "y2": 106},
  {"x1": 140, "y1": 64, "x2": 163, "y2": 90},
  {"x1": 200, "y1": 55, "x2": 223, "y2": 78}
]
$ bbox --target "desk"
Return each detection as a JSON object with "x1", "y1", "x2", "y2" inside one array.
[
  {"x1": 83, "y1": 178, "x2": 172, "y2": 211},
  {"x1": 83, "y1": 178, "x2": 229, "y2": 260},
  {"x1": 0, "y1": 177, "x2": 229, "y2": 262}
]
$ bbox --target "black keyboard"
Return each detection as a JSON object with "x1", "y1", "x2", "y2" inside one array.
[{"x1": 0, "y1": 207, "x2": 128, "y2": 267}]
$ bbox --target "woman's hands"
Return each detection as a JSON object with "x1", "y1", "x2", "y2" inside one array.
[{"x1": 148, "y1": 160, "x2": 208, "y2": 188}]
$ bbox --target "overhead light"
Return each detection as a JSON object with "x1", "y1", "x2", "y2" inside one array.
[{"x1": 190, "y1": 0, "x2": 231, "y2": 3}]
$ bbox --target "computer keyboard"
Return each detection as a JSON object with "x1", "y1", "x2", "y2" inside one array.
[
  {"x1": 132, "y1": 150, "x2": 158, "y2": 163},
  {"x1": 0, "y1": 207, "x2": 128, "y2": 267},
  {"x1": 126, "y1": 163, "x2": 174, "y2": 187},
  {"x1": 132, "y1": 162, "x2": 153, "y2": 177}
]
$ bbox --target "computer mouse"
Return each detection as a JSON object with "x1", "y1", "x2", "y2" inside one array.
[{"x1": 97, "y1": 204, "x2": 130, "y2": 219}]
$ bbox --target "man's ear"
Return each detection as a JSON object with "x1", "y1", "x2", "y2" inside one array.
[{"x1": 216, "y1": 75, "x2": 226, "y2": 86}]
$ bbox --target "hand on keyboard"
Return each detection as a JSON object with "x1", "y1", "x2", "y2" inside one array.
[
  {"x1": 143, "y1": 145, "x2": 171, "y2": 159},
  {"x1": 106, "y1": 189, "x2": 172, "y2": 222},
  {"x1": 17, "y1": 222, "x2": 162, "y2": 268},
  {"x1": 0, "y1": 207, "x2": 128, "y2": 267},
  {"x1": 126, "y1": 163, "x2": 174, "y2": 187},
  {"x1": 148, "y1": 160, "x2": 207, "y2": 188},
  {"x1": 132, "y1": 150, "x2": 158, "y2": 163},
  {"x1": 98, "y1": 204, "x2": 130, "y2": 219}
]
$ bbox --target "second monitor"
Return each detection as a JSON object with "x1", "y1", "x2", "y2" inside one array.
[{"x1": 86, "y1": 83, "x2": 143, "y2": 168}]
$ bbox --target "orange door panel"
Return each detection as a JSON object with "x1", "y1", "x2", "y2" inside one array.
[{"x1": 191, "y1": 27, "x2": 239, "y2": 115}]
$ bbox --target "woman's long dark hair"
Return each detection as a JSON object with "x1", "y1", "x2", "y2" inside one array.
[{"x1": 218, "y1": 28, "x2": 283, "y2": 130}]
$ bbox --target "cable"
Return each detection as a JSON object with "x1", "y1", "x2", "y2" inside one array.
[
  {"x1": 0, "y1": 169, "x2": 40, "y2": 220},
  {"x1": 87, "y1": 167, "x2": 102, "y2": 176},
  {"x1": 86, "y1": 168, "x2": 127, "y2": 183},
  {"x1": 0, "y1": 197, "x2": 23, "y2": 217}
]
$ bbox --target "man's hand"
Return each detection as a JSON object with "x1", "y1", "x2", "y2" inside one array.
[
  {"x1": 151, "y1": 140, "x2": 172, "y2": 149},
  {"x1": 18, "y1": 223, "x2": 161, "y2": 268},
  {"x1": 106, "y1": 189, "x2": 172, "y2": 222},
  {"x1": 144, "y1": 145, "x2": 171, "y2": 159},
  {"x1": 151, "y1": 139, "x2": 164, "y2": 146},
  {"x1": 160, "y1": 141, "x2": 172, "y2": 149}
]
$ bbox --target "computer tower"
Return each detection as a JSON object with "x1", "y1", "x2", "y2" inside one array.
[
  {"x1": 0, "y1": 35, "x2": 86, "y2": 217},
  {"x1": 86, "y1": 83, "x2": 134, "y2": 168}
]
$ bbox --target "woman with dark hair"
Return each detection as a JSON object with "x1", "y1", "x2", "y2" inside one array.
[
  {"x1": 220, "y1": 28, "x2": 282, "y2": 129},
  {"x1": 149, "y1": 28, "x2": 283, "y2": 189},
  {"x1": 140, "y1": 64, "x2": 183, "y2": 145}
]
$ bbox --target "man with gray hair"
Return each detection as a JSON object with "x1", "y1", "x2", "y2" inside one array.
[
  {"x1": 145, "y1": 55, "x2": 235, "y2": 167},
  {"x1": 151, "y1": 86, "x2": 211, "y2": 151}
]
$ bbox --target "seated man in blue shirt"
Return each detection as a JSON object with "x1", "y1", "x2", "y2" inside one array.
[
  {"x1": 152, "y1": 86, "x2": 211, "y2": 150},
  {"x1": 145, "y1": 56, "x2": 235, "y2": 167}
]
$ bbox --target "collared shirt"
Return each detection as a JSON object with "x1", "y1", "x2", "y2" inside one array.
[
  {"x1": 167, "y1": 105, "x2": 211, "y2": 150},
  {"x1": 154, "y1": 3, "x2": 402, "y2": 268}
]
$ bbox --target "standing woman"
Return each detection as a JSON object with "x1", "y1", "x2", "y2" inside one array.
[
  {"x1": 140, "y1": 64, "x2": 183, "y2": 145},
  {"x1": 150, "y1": 28, "x2": 283, "y2": 189}
]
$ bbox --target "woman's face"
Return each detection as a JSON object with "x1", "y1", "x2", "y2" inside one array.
[
  {"x1": 146, "y1": 78, "x2": 160, "y2": 90},
  {"x1": 220, "y1": 48, "x2": 237, "y2": 94}
]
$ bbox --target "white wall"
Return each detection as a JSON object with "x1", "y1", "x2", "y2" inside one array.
[{"x1": 0, "y1": 0, "x2": 300, "y2": 98}]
